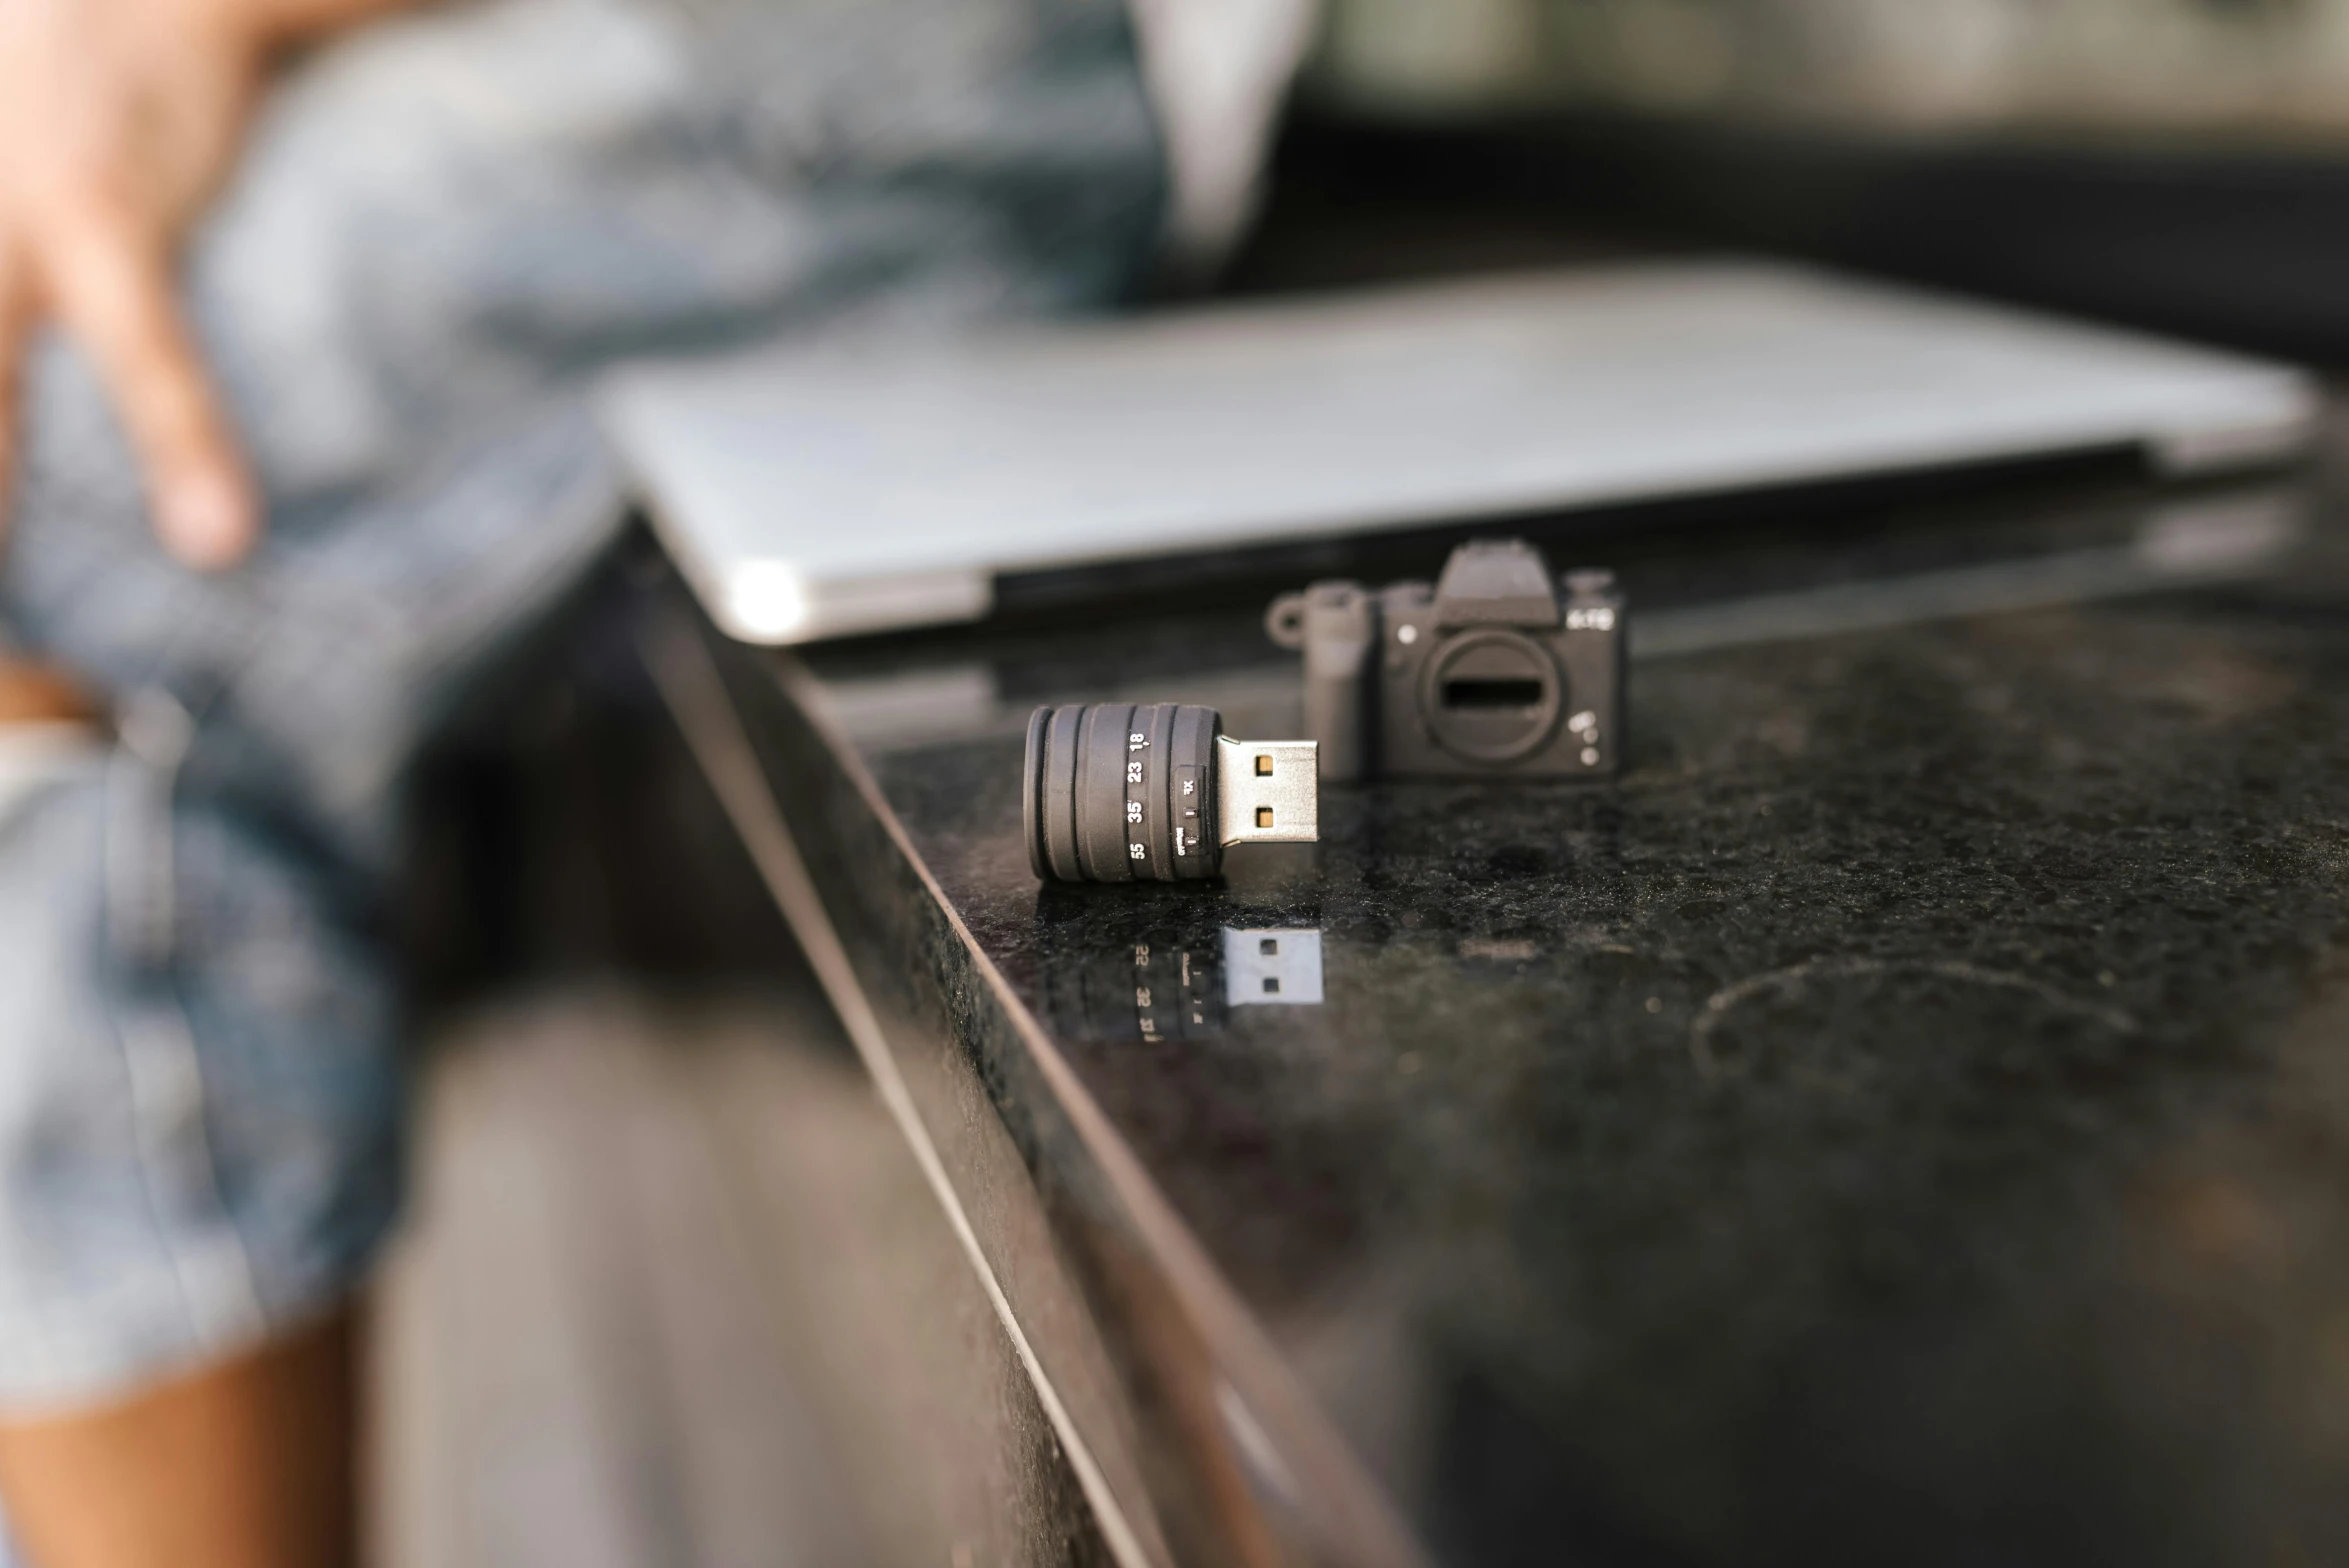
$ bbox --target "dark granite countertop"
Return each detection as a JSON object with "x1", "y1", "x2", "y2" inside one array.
[{"x1": 652, "y1": 439, "x2": 2349, "y2": 1567}]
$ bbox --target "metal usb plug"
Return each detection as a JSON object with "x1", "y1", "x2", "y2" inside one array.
[{"x1": 1215, "y1": 736, "x2": 1320, "y2": 847}]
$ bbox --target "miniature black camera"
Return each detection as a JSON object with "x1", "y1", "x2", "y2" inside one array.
[{"x1": 1265, "y1": 539, "x2": 1625, "y2": 783}]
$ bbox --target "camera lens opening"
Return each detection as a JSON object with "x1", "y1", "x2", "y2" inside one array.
[
  {"x1": 1441, "y1": 678, "x2": 1544, "y2": 710},
  {"x1": 1420, "y1": 630, "x2": 1564, "y2": 765}
]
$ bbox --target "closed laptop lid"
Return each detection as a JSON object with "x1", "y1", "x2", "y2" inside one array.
[{"x1": 601, "y1": 262, "x2": 2316, "y2": 645}]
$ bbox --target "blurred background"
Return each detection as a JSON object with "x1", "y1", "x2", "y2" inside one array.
[
  {"x1": 1249, "y1": 0, "x2": 2349, "y2": 356},
  {"x1": 1320, "y1": 0, "x2": 2349, "y2": 128}
]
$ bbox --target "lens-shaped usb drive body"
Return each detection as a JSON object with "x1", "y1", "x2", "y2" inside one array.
[{"x1": 1023, "y1": 703, "x2": 1320, "y2": 883}]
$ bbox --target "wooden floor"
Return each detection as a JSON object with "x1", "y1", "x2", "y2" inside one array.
[{"x1": 371, "y1": 984, "x2": 1106, "y2": 1568}]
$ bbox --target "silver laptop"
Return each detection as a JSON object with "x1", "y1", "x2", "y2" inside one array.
[{"x1": 600, "y1": 261, "x2": 2316, "y2": 646}]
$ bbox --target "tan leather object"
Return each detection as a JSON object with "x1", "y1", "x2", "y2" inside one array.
[{"x1": 0, "y1": 659, "x2": 96, "y2": 726}]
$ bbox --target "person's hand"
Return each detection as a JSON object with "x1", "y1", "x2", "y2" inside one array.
[{"x1": 0, "y1": 0, "x2": 268, "y2": 569}]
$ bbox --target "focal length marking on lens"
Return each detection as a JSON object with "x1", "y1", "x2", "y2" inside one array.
[{"x1": 1126, "y1": 722, "x2": 1149, "y2": 871}]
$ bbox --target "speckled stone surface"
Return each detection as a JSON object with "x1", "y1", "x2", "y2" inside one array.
[{"x1": 735, "y1": 458, "x2": 2349, "y2": 1566}]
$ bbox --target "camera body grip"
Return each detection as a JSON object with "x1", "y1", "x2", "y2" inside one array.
[{"x1": 1267, "y1": 582, "x2": 1375, "y2": 785}]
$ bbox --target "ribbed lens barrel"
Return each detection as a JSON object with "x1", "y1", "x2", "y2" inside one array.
[{"x1": 1024, "y1": 703, "x2": 1222, "y2": 883}]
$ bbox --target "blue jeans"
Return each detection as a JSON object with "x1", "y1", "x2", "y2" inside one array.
[{"x1": 0, "y1": 0, "x2": 1162, "y2": 1414}]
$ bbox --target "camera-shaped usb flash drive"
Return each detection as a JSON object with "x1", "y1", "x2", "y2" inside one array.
[{"x1": 1267, "y1": 539, "x2": 1625, "y2": 783}]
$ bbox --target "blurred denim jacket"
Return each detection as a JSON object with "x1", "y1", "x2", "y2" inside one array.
[{"x1": 0, "y1": 0, "x2": 1163, "y2": 1415}]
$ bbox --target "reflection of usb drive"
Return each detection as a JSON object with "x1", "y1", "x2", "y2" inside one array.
[
  {"x1": 1222, "y1": 928, "x2": 1324, "y2": 1006},
  {"x1": 1025, "y1": 704, "x2": 1319, "y2": 883},
  {"x1": 1034, "y1": 925, "x2": 1329, "y2": 1041}
]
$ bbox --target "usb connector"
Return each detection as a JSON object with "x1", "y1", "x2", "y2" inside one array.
[{"x1": 1216, "y1": 736, "x2": 1319, "y2": 847}]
